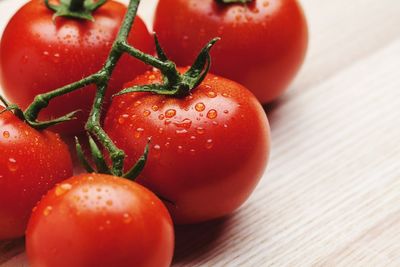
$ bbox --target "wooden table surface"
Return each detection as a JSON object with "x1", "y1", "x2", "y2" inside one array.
[{"x1": 1, "y1": 0, "x2": 400, "y2": 266}]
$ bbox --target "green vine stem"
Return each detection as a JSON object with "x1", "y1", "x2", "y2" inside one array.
[
  {"x1": 44, "y1": 0, "x2": 107, "y2": 21},
  {"x1": 18, "y1": 0, "x2": 218, "y2": 177}
]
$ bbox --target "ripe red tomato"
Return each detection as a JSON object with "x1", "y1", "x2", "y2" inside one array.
[
  {"x1": 154, "y1": 0, "x2": 308, "y2": 103},
  {"x1": 0, "y1": 0, "x2": 153, "y2": 135},
  {"x1": 0, "y1": 107, "x2": 73, "y2": 239},
  {"x1": 104, "y1": 69, "x2": 270, "y2": 224},
  {"x1": 26, "y1": 173, "x2": 174, "y2": 267}
]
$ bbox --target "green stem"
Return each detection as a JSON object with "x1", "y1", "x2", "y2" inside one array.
[{"x1": 69, "y1": 0, "x2": 85, "y2": 11}]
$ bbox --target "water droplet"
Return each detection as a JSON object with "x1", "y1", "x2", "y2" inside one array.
[
  {"x1": 55, "y1": 183, "x2": 72, "y2": 196},
  {"x1": 165, "y1": 109, "x2": 176, "y2": 118},
  {"x1": 154, "y1": 144, "x2": 161, "y2": 151},
  {"x1": 195, "y1": 102, "x2": 206, "y2": 112},
  {"x1": 134, "y1": 101, "x2": 142, "y2": 107},
  {"x1": 176, "y1": 129, "x2": 188, "y2": 134},
  {"x1": 207, "y1": 109, "x2": 218, "y2": 119},
  {"x1": 7, "y1": 158, "x2": 18, "y2": 172},
  {"x1": 105, "y1": 220, "x2": 111, "y2": 225},
  {"x1": 190, "y1": 135, "x2": 196, "y2": 140},
  {"x1": 177, "y1": 145, "x2": 183, "y2": 153},
  {"x1": 82, "y1": 187, "x2": 89, "y2": 193},
  {"x1": 222, "y1": 93, "x2": 229, "y2": 97},
  {"x1": 148, "y1": 74, "x2": 156, "y2": 80},
  {"x1": 165, "y1": 142, "x2": 170, "y2": 148},
  {"x1": 206, "y1": 91, "x2": 217, "y2": 98},
  {"x1": 158, "y1": 114, "x2": 165, "y2": 120},
  {"x1": 223, "y1": 124, "x2": 228, "y2": 128},
  {"x1": 134, "y1": 128, "x2": 144, "y2": 138},
  {"x1": 106, "y1": 200, "x2": 113, "y2": 206},
  {"x1": 43, "y1": 51, "x2": 49, "y2": 56},
  {"x1": 143, "y1": 110, "x2": 151, "y2": 117},
  {"x1": 196, "y1": 127, "x2": 205, "y2": 135},
  {"x1": 151, "y1": 105, "x2": 159, "y2": 111},
  {"x1": 224, "y1": 110, "x2": 229, "y2": 114},
  {"x1": 205, "y1": 139, "x2": 214, "y2": 149},
  {"x1": 190, "y1": 149, "x2": 196, "y2": 155},
  {"x1": 158, "y1": 128, "x2": 164, "y2": 134},
  {"x1": 3, "y1": 131, "x2": 10, "y2": 138},
  {"x1": 123, "y1": 213, "x2": 132, "y2": 224},
  {"x1": 43, "y1": 206, "x2": 53, "y2": 216},
  {"x1": 174, "y1": 118, "x2": 192, "y2": 129},
  {"x1": 87, "y1": 176, "x2": 94, "y2": 181},
  {"x1": 212, "y1": 121, "x2": 218, "y2": 126},
  {"x1": 164, "y1": 119, "x2": 172, "y2": 125}
]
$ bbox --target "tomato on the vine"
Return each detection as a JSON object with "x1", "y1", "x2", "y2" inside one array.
[
  {"x1": 26, "y1": 173, "x2": 174, "y2": 267},
  {"x1": 104, "y1": 69, "x2": 270, "y2": 224},
  {"x1": 0, "y1": 107, "x2": 73, "y2": 239},
  {"x1": 0, "y1": 0, "x2": 153, "y2": 135},
  {"x1": 154, "y1": 0, "x2": 308, "y2": 103}
]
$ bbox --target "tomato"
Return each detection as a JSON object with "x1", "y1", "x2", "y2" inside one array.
[
  {"x1": 26, "y1": 173, "x2": 174, "y2": 267},
  {"x1": 0, "y1": 0, "x2": 153, "y2": 135},
  {"x1": 153, "y1": 0, "x2": 308, "y2": 103},
  {"x1": 0, "y1": 107, "x2": 72, "y2": 239},
  {"x1": 104, "y1": 69, "x2": 270, "y2": 224}
]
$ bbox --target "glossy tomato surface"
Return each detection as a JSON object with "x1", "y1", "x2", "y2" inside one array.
[
  {"x1": 0, "y1": 0, "x2": 153, "y2": 135},
  {"x1": 26, "y1": 173, "x2": 174, "y2": 267},
  {"x1": 104, "y1": 69, "x2": 270, "y2": 224},
  {"x1": 0, "y1": 107, "x2": 73, "y2": 239},
  {"x1": 154, "y1": 0, "x2": 308, "y2": 103}
]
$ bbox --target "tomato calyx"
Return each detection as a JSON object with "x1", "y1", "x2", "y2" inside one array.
[
  {"x1": 0, "y1": 94, "x2": 79, "y2": 130},
  {"x1": 44, "y1": 0, "x2": 106, "y2": 21},
  {"x1": 114, "y1": 36, "x2": 220, "y2": 98},
  {"x1": 75, "y1": 135, "x2": 150, "y2": 181}
]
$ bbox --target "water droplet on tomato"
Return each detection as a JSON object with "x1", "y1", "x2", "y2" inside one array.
[
  {"x1": 134, "y1": 101, "x2": 142, "y2": 107},
  {"x1": 43, "y1": 206, "x2": 53, "y2": 216},
  {"x1": 205, "y1": 139, "x2": 214, "y2": 149},
  {"x1": 196, "y1": 127, "x2": 205, "y2": 135},
  {"x1": 159, "y1": 114, "x2": 165, "y2": 120},
  {"x1": 7, "y1": 158, "x2": 17, "y2": 172},
  {"x1": 43, "y1": 51, "x2": 49, "y2": 56},
  {"x1": 174, "y1": 118, "x2": 192, "y2": 129},
  {"x1": 165, "y1": 142, "x2": 170, "y2": 148},
  {"x1": 190, "y1": 149, "x2": 196, "y2": 155},
  {"x1": 158, "y1": 128, "x2": 164, "y2": 134},
  {"x1": 55, "y1": 183, "x2": 72, "y2": 196},
  {"x1": 224, "y1": 110, "x2": 229, "y2": 114},
  {"x1": 190, "y1": 135, "x2": 196, "y2": 140},
  {"x1": 212, "y1": 121, "x2": 218, "y2": 126},
  {"x1": 3, "y1": 131, "x2": 10, "y2": 138},
  {"x1": 222, "y1": 93, "x2": 229, "y2": 97},
  {"x1": 143, "y1": 110, "x2": 151, "y2": 117},
  {"x1": 195, "y1": 102, "x2": 206, "y2": 112},
  {"x1": 106, "y1": 200, "x2": 113, "y2": 206},
  {"x1": 152, "y1": 105, "x2": 159, "y2": 111},
  {"x1": 176, "y1": 129, "x2": 188, "y2": 134},
  {"x1": 207, "y1": 109, "x2": 218, "y2": 119},
  {"x1": 177, "y1": 145, "x2": 183, "y2": 153},
  {"x1": 134, "y1": 128, "x2": 144, "y2": 138},
  {"x1": 165, "y1": 109, "x2": 176, "y2": 118},
  {"x1": 123, "y1": 213, "x2": 132, "y2": 224}
]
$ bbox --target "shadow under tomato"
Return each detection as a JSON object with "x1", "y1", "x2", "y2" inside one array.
[
  {"x1": 172, "y1": 215, "x2": 234, "y2": 265},
  {"x1": 0, "y1": 237, "x2": 25, "y2": 264}
]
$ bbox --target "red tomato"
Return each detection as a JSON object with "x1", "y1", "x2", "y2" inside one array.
[
  {"x1": 0, "y1": 0, "x2": 153, "y2": 135},
  {"x1": 0, "y1": 107, "x2": 72, "y2": 239},
  {"x1": 104, "y1": 69, "x2": 270, "y2": 224},
  {"x1": 154, "y1": 0, "x2": 308, "y2": 103},
  {"x1": 26, "y1": 173, "x2": 174, "y2": 267}
]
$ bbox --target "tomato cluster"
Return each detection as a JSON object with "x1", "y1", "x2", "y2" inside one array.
[{"x1": 0, "y1": 0, "x2": 307, "y2": 266}]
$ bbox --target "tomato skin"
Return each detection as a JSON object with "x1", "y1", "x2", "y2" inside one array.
[
  {"x1": 0, "y1": 108, "x2": 72, "y2": 239},
  {"x1": 104, "y1": 69, "x2": 270, "y2": 224},
  {"x1": 154, "y1": 0, "x2": 308, "y2": 103},
  {"x1": 26, "y1": 173, "x2": 174, "y2": 267},
  {"x1": 0, "y1": 0, "x2": 153, "y2": 135}
]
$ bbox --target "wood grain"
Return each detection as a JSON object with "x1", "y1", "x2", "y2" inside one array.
[{"x1": 1, "y1": 0, "x2": 400, "y2": 266}]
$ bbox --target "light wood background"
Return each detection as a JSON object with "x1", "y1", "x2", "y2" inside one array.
[{"x1": 1, "y1": 0, "x2": 400, "y2": 266}]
